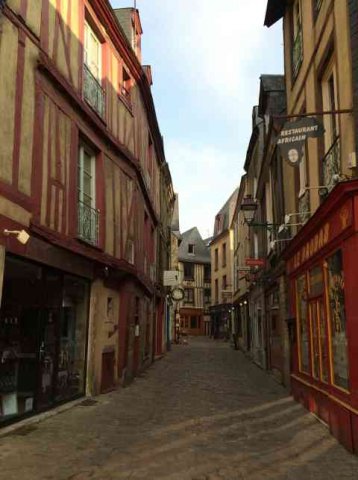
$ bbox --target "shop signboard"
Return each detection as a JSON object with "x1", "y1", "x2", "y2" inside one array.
[
  {"x1": 238, "y1": 266, "x2": 251, "y2": 272},
  {"x1": 245, "y1": 258, "x2": 265, "y2": 267},
  {"x1": 277, "y1": 117, "x2": 324, "y2": 166},
  {"x1": 163, "y1": 270, "x2": 182, "y2": 287}
]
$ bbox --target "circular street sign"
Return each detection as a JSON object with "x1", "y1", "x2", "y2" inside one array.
[{"x1": 171, "y1": 287, "x2": 184, "y2": 301}]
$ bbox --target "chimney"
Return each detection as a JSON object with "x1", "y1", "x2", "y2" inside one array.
[{"x1": 113, "y1": 8, "x2": 143, "y2": 63}]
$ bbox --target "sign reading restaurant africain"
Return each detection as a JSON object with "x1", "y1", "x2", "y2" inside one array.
[{"x1": 277, "y1": 117, "x2": 324, "y2": 166}]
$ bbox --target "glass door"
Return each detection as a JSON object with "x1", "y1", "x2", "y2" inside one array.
[
  {"x1": 309, "y1": 297, "x2": 329, "y2": 383},
  {"x1": 36, "y1": 308, "x2": 58, "y2": 410}
]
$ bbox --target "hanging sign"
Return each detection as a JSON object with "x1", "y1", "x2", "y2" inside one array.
[
  {"x1": 277, "y1": 117, "x2": 324, "y2": 166},
  {"x1": 163, "y1": 270, "x2": 182, "y2": 287},
  {"x1": 245, "y1": 258, "x2": 266, "y2": 267}
]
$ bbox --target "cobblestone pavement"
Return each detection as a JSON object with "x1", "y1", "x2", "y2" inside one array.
[{"x1": 1, "y1": 338, "x2": 358, "y2": 480}]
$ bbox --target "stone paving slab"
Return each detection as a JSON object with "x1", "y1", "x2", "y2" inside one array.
[{"x1": 0, "y1": 338, "x2": 358, "y2": 479}]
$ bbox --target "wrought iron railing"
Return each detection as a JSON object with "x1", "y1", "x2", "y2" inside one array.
[
  {"x1": 322, "y1": 137, "x2": 340, "y2": 192},
  {"x1": 77, "y1": 201, "x2": 99, "y2": 246},
  {"x1": 292, "y1": 27, "x2": 303, "y2": 79},
  {"x1": 83, "y1": 64, "x2": 105, "y2": 118}
]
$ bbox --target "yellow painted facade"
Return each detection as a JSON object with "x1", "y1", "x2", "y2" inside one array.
[
  {"x1": 210, "y1": 231, "x2": 234, "y2": 306},
  {"x1": 282, "y1": 0, "x2": 356, "y2": 222}
]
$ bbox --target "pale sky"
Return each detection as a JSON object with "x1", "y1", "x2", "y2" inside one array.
[{"x1": 111, "y1": 1, "x2": 284, "y2": 238}]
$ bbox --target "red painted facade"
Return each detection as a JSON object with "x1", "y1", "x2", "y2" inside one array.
[{"x1": 284, "y1": 180, "x2": 358, "y2": 453}]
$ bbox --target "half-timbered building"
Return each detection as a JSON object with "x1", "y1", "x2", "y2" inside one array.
[{"x1": 0, "y1": 0, "x2": 174, "y2": 425}]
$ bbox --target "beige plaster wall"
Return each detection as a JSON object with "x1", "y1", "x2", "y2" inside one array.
[{"x1": 86, "y1": 279, "x2": 120, "y2": 396}]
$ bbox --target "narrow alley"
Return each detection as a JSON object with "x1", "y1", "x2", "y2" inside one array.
[{"x1": 1, "y1": 338, "x2": 357, "y2": 480}]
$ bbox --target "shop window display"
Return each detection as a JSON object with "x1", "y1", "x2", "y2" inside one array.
[
  {"x1": 326, "y1": 250, "x2": 349, "y2": 390},
  {"x1": 297, "y1": 274, "x2": 309, "y2": 373},
  {"x1": 0, "y1": 256, "x2": 89, "y2": 424},
  {"x1": 308, "y1": 266, "x2": 328, "y2": 382},
  {"x1": 319, "y1": 299, "x2": 329, "y2": 383}
]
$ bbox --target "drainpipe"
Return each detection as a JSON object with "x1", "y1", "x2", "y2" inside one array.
[{"x1": 348, "y1": 0, "x2": 358, "y2": 162}]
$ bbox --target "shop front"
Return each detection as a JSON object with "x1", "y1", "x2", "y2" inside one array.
[
  {"x1": 0, "y1": 254, "x2": 89, "y2": 425},
  {"x1": 285, "y1": 181, "x2": 358, "y2": 453}
]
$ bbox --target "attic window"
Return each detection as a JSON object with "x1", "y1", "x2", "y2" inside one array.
[{"x1": 188, "y1": 244, "x2": 195, "y2": 255}]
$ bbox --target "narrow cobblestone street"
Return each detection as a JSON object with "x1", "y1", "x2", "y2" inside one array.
[{"x1": 1, "y1": 338, "x2": 358, "y2": 480}]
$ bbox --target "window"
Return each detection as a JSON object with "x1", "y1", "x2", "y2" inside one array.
[
  {"x1": 326, "y1": 250, "x2": 349, "y2": 390},
  {"x1": 184, "y1": 288, "x2": 194, "y2": 304},
  {"x1": 214, "y1": 248, "x2": 219, "y2": 271},
  {"x1": 188, "y1": 244, "x2": 195, "y2": 255},
  {"x1": 190, "y1": 316, "x2": 198, "y2": 330},
  {"x1": 77, "y1": 144, "x2": 99, "y2": 245},
  {"x1": 183, "y1": 262, "x2": 194, "y2": 280},
  {"x1": 204, "y1": 288, "x2": 211, "y2": 304},
  {"x1": 204, "y1": 265, "x2": 211, "y2": 283},
  {"x1": 222, "y1": 243, "x2": 227, "y2": 267},
  {"x1": 83, "y1": 21, "x2": 105, "y2": 117},
  {"x1": 296, "y1": 274, "x2": 309, "y2": 373},
  {"x1": 222, "y1": 275, "x2": 227, "y2": 290},
  {"x1": 321, "y1": 62, "x2": 340, "y2": 191},
  {"x1": 215, "y1": 214, "x2": 223, "y2": 235},
  {"x1": 121, "y1": 67, "x2": 132, "y2": 101},
  {"x1": 291, "y1": 0, "x2": 303, "y2": 80},
  {"x1": 215, "y1": 279, "x2": 219, "y2": 304},
  {"x1": 145, "y1": 134, "x2": 153, "y2": 190}
]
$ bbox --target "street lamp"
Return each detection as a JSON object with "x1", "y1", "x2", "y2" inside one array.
[
  {"x1": 241, "y1": 195, "x2": 257, "y2": 225},
  {"x1": 241, "y1": 195, "x2": 279, "y2": 231}
]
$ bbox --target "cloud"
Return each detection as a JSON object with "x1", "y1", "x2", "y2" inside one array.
[
  {"x1": 111, "y1": 0, "x2": 283, "y2": 237},
  {"x1": 166, "y1": 139, "x2": 241, "y2": 237}
]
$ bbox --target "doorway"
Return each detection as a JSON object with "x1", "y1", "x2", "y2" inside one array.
[{"x1": 0, "y1": 255, "x2": 89, "y2": 425}]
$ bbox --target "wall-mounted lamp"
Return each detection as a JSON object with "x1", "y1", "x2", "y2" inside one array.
[
  {"x1": 3, "y1": 229, "x2": 30, "y2": 245},
  {"x1": 241, "y1": 195, "x2": 278, "y2": 230},
  {"x1": 241, "y1": 195, "x2": 257, "y2": 225}
]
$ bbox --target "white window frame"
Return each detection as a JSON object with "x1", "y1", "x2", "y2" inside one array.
[
  {"x1": 84, "y1": 21, "x2": 102, "y2": 82},
  {"x1": 78, "y1": 145, "x2": 96, "y2": 208}
]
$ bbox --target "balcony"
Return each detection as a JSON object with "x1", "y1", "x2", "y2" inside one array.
[
  {"x1": 292, "y1": 27, "x2": 303, "y2": 80},
  {"x1": 323, "y1": 137, "x2": 340, "y2": 193},
  {"x1": 83, "y1": 64, "x2": 105, "y2": 118},
  {"x1": 77, "y1": 201, "x2": 99, "y2": 246}
]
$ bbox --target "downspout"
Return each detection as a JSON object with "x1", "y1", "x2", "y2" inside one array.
[{"x1": 348, "y1": 0, "x2": 358, "y2": 164}]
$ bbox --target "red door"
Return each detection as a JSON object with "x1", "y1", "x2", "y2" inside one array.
[{"x1": 132, "y1": 297, "x2": 140, "y2": 376}]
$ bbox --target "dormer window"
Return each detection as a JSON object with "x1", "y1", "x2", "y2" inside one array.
[{"x1": 188, "y1": 244, "x2": 195, "y2": 255}]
